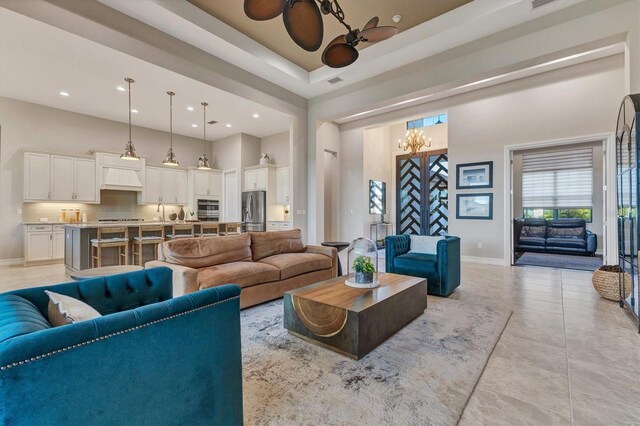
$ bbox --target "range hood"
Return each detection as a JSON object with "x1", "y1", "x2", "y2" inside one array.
[
  {"x1": 92, "y1": 150, "x2": 145, "y2": 192},
  {"x1": 102, "y1": 167, "x2": 143, "y2": 191}
]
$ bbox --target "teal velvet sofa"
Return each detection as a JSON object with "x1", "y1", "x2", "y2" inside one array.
[
  {"x1": 385, "y1": 235, "x2": 461, "y2": 296},
  {"x1": 0, "y1": 267, "x2": 243, "y2": 426}
]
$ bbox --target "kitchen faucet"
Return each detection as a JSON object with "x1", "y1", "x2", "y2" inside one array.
[{"x1": 156, "y1": 202, "x2": 165, "y2": 222}]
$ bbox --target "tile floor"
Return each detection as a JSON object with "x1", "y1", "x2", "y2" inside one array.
[{"x1": 1, "y1": 261, "x2": 638, "y2": 425}]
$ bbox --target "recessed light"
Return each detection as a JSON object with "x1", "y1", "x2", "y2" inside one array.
[
  {"x1": 252, "y1": 113, "x2": 260, "y2": 118},
  {"x1": 116, "y1": 86, "x2": 126, "y2": 92},
  {"x1": 192, "y1": 124, "x2": 198, "y2": 128},
  {"x1": 226, "y1": 123, "x2": 232, "y2": 128},
  {"x1": 131, "y1": 108, "x2": 138, "y2": 114},
  {"x1": 187, "y1": 106, "x2": 194, "y2": 111},
  {"x1": 392, "y1": 14, "x2": 402, "y2": 23},
  {"x1": 59, "y1": 91, "x2": 70, "y2": 97}
]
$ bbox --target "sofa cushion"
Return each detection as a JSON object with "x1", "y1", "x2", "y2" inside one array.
[
  {"x1": 0, "y1": 295, "x2": 51, "y2": 343},
  {"x1": 547, "y1": 226, "x2": 585, "y2": 239},
  {"x1": 45, "y1": 290, "x2": 102, "y2": 326},
  {"x1": 521, "y1": 225, "x2": 547, "y2": 238},
  {"x1": 198, "y1": 262, "x2": 280, "y2": 289},
  {"x1": 546, "y1": 237, "x2": 586, "y2": 249},
  {"x1": 250, "y1": 229, "x2": 305, "y2": 261},
  {"x1": 162, "y1": 234, "x2": 251, "y2": 268},
  {"x1": 518, "y1": 236, "x2": 546, "y2": 247},
  {"x1": 394, "y1": 252, "x2": 437, "y2": 270},
  {"x1": 259, "y1": 253, "x2": 332, "y2": 280}
]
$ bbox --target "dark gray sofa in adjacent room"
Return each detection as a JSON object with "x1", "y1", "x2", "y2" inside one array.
[{"x1": 514, "y1": 218, "x2": 597, "y2": 256}]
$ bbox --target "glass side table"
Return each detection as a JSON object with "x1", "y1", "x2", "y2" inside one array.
[{"x1": 370, "y1": 222, "x2": 394, "y2": 249}]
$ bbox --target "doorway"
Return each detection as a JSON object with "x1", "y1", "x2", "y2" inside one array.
[
  {"x1": 505, "y1": 134, "x2": 616, "y2": 269},
  {"x1": 396, "y1": 150, "x2": 449, "y2": 236}
]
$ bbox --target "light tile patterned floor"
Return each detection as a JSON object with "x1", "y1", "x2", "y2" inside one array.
[{"x1": 1, "y1": 261, "x2": 638, "y2": 425}]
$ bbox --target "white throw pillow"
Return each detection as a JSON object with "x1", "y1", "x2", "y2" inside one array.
[
  {"x1": 409, "y1": 235, "x2": 444, "y2": 255},
  {"x1": 45, "y1": 290, "x2": 102, "y2": 327}
]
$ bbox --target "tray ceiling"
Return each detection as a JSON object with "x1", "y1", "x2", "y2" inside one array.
[{"x1": 187, "y1": 0, "x2": 472, "y2": 71}]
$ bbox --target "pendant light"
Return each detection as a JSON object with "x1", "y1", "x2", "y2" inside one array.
[
  {"x1": 197, "y1": 102, "x2": 211, "y2": 170},
  {"x1": 120, "y1": 77, "x2": 139, "y2": 160},
  {"x1": 162, "y1": 91, "x2": 179, "y2": 166}
]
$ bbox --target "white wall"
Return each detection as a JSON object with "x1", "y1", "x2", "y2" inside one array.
[
  {"x1": 362, "y1": 126, "x2": 392, "y2": 237},
  {"x1": 260, "y1": 132, "x2": 289, "y2": 165},
  {"x1": 0, "y1": 97, "x2": 212, "y2": 261},
  {"x1": 334, "y1": 55, "x2": 624, "y2": 261}
]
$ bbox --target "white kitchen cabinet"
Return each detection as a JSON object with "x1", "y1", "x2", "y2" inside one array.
[
  {"x1": 175, "y1": 169, "x2": 188, "y2": 204},
  {"x1": 275, "y1": 166, "x2": 290, "y2": 205},
  {"x1": 51, "y1": 155, "x2": 75, "y2": 200},
  {"x1": 74, "y1": 158, "x2": 96, "y2": 201},
  {"x1": 144, "y1": 166, "x2": 162, "y2": 203},
  {"x1": 245, "y1": 169, "x2": 257, "y2": 190},
  {"x1": 145, "y1": 167, "x2": 188, "y2": 205},
  {"x1": 24, "y1": 152, "x2": 97, "y2": 202},
  {"x1": 52, "y1": 229, "x2": 65, "y2": 260},
  {"x1": 194, "y1": 170, "x2": 210, "y2": 196},
  {"x1": 24, "y1": 152, "x2": 51, "y2": 200},
  {"x1": 24, "y1": 224, "x2": 65, "y2": 264},
  {"x1": 267, "y1": 221, "x2": 292, "y2": 232},
  {"x1": 211, "y1": 171, "x2": 222, "y2": 197},
  {"x1": 26, "y1": 232, "x2": 52, "y2": 262},
  {"x1": 192, "y1": 170, "x2": 221, "y2": 198},
  {"x1": 244, "y1": 165, "x2": 274, "y2": 191},
  {"x1": 161, "y1": 169, "x2": 176, "y2": 204}
]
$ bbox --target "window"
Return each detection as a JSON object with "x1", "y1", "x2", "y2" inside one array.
[
  {"x1": 522, "y1": 148, "x2": 594, "y2": 222},
  {"x1": 523, "y1": 208, "x2": 592, "y2": 222},
  {"x1": 406, "y1": 114, "x2": 447, "y2": 130}
]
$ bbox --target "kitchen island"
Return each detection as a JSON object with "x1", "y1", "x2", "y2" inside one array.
[{"x1": 63, "y1": 221, "x2": 237, "y2": 274}]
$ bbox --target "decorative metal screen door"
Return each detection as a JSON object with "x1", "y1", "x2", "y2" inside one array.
[{"x1": 396, "y1": 150, "x2": 448, "y2": 236}]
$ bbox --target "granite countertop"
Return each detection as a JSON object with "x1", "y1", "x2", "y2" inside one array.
[{"x1": 60, "y1": 221, "x2": 204, "y2": 228}]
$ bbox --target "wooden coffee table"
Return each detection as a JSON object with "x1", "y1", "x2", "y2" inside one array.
[{"x1": 284, "y1": 272, "x2": 427, "y2": 359}]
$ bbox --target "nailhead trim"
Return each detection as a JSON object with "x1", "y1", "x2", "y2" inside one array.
[{"x1": 0, "y1": 295, "x2": 239, "y2": 371}]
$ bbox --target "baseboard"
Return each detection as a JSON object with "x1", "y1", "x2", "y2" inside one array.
[
  {"x1": 461, "y1": 255, "x2": 508, "y2": 266},
  {"x1": 0, "y1": 258, "x2": 24, "y2": 266}
]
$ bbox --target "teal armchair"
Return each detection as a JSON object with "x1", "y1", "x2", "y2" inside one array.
[
  {"x1": 385, "y1": 235, "x2": 461, "y2": 296},
  {"x1": 0, "y1": 267, "x2": 243, "y2": 425}
]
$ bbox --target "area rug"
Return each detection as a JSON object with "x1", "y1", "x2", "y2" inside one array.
[
  {"x1": 241, "y1": 298, "x2": 511, "y2": 425},
  {"x1": 515, "y1": 251, "x2": 603, "y2": 271}
]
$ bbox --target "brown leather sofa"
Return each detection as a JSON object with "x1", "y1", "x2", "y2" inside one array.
[{"x1": 146, "y1": 229, "x2": 337, "y2": 308}]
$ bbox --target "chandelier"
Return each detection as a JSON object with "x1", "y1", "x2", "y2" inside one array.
[{"x1": 399, "y1": 129, "x2": 431, "y2": 155}]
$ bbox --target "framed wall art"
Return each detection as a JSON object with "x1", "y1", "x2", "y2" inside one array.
[
  {"x1": 456, "y1": 161, "x2": 493, "y2": 189},
  {"x1": 456, "y1": 193, "x2": 493, "y2": 220}
]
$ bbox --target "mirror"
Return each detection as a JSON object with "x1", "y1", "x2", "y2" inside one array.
[{"x1": 369, "y1": 180, "x2": 386, "y2": 215}]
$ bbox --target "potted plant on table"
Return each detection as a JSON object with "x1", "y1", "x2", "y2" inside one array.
[{"x1": 353, "y1": 255, "x2": 375, "y2": 284}]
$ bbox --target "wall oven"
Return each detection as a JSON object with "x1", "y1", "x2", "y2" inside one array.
[{"x1": 197, "y1": 199, "x2": 220, "y2": 221}]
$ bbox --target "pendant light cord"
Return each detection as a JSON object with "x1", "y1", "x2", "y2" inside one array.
[
  {"x1": 202, "y1": 102, "x2": 208, "y2": 157},
  {"x1": 169, "y1": 92, "x2": 173, "y2": 150},
  {"x1": 128, "y1": 79, "x2": 132, "y2": 142}
]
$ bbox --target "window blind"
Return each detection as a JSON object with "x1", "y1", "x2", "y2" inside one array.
[{"x1": 522, "y1": 148, "x2": 593, "y2": 208}]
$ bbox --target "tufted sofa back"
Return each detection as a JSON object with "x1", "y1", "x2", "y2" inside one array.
[{"x1": 6, "y1": 267, "x2": 172, "y2": 319}]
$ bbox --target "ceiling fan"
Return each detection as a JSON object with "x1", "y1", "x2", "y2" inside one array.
[{"x1": 244, "y1": 0, "x2": 399, "y2": 68}]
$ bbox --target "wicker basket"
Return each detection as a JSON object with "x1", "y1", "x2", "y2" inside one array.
[{"x1": 592, "y1": 269, "x2": 632, "y2": 301}]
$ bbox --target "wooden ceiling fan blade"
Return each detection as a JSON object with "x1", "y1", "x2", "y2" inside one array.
[
  {"x1": 359, "y1": 26, "x2": 398, "y2": 43},
  {"x1": 323, "y1": 44, "x2": 359, "y2": 68},
  {"x1": 283, "y1": 0, "x2": 324, "y2": 52},
  {"x1": 322, "y1": 35, "x2": 346, "y2": 64},
  {"x1": 363, "y1": 16, "x2": 379, "y2": 31},
  {"x1": 244, "y1": 0, "x2": 286, "y2": 21}
]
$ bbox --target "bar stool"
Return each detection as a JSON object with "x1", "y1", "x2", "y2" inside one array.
[
  {"x1": 132, "y1": 224, "x2": 165, "y2": 266},
  {"x1": 91, "y1": 226, "x2": 128, "y2": 268},
  {"x1": 223, "y1": 222, "x2": 242, "y2": 235},
  {"x1": 200, "y1": 222, "x2": 220, "y2": 238},
  {"x1": 166, "y1": 223, "x2": 195, "y2": 239}
]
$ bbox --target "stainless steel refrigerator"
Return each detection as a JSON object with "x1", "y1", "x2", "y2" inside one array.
[{"x1": 242, "y1": 190, "x2": 266, "y2": 232}]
